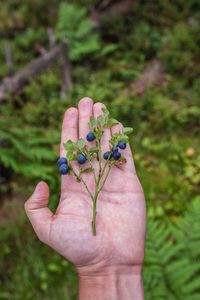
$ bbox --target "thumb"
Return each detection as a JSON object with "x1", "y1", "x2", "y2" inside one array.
[{"x1": 24, "y1": 181, "x2": 53, "y2": 244}]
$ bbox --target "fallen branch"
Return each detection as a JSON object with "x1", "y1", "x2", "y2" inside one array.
[
  {"x1": 0, "y1": 42, "x2": 72, "y2": 102},
  {"x1": 4, "y1": 41, "x2": 14, "y2": 76}
]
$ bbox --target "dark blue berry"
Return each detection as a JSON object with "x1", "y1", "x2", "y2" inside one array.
[
  {"x1": 111, "y1": 146, "x2": 118, "y2": 152},
  {"x1": 113, "y1": 151, "x2": 121, "y2": 160},
  {"x1": 77, "y1": 154, "x2": 87, "y2": 164},
  {"x1": 86, "y1": 132, "x2": 96, "y2": 142},
  {"x1": 103, "y1": 151, "x2": 112, "y2": 160},
  {"x1": 117, "y1": 141, "x2": 126, "y2": 149},
  {"x1": 57, "y1": 157, "x2": 68, "y2": 166},
  {"x1": 59, "y1": 164, "x2": 69, "y2": 175}
]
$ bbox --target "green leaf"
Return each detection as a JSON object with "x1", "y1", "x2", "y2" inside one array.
[
  {"x1": 64, "y1": 139, "x2": 74, "y2": 151},
  {"x1": 101, "y1": 107, "x2": 110, "y2": 116},
  {"x1": 107, "y1": 118, "x2": 119, "y2": 128},
  {"x1": 111, "y1": 132, "x2": 129, "y2": 145},
  {"x1": 89, "y1": 116, "x2": 97, "y2": 129},
  {"x1": 99, "y1": 44, "x2": 118, "y2": 57},
  {"x1": 89, "y1": 147, "x2": 99, "y2": 153},
  {"x1": 123, "y1": 127, "x2": 133, "y2": 135},
  {"x1": 56, "y1": 3, "x2": 101, "y2": 61},
  {"x1": 94, "y1": 128, "x2": 104, "y2": 139},
  {"x1": 97, "y1": 115, "x2": 106, "y2": 127},
  {"x1": 66, "y1": 151, "x2": 74, "y2": 160},
  {"x1": 77, "y1": 138, "x2": 85, "y2": 148},
  {"x1": 118, "y1": 135, "x2": 129, "y2": 143}
]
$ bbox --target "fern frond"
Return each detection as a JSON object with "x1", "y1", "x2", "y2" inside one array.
[{"x1": 144, "y1": 204, "x2": 200, "y2": 299}]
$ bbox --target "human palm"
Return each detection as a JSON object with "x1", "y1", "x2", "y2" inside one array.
[{"x1": 25, "y1": 97, "x2": 146, "y2": 276}]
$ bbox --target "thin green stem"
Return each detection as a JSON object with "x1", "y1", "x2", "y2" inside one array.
[
  {"x1": 80, "y1": 176, "x2": 94, "y2": 200},
  {"x1": 91, "y1": 160, "x2": 114, "y2": 236},
  {"x1": 98, "y1": 162, "x2": 113, "y2": 193},
  {"x1": 99, "y1": 152, "x2": 112, "y2": 179},
  {"x1": 96, "y1": 138, "x2": 102, "y2": 177},
  {"x1": 87, "y1": 154, "x2": 97, "y2": 185},
  {"x1": 91, "y1": 171, "x2": 99, "y2": 235},
  {"x1": 71, "y1": 168, "x2": 94, "y2": 200},
  {"x1": 70, "y1": 144, "x2": 113, "y2": 236},
  {"x1": 92, "y1": 195, "x2": 97, "y2": 235}
]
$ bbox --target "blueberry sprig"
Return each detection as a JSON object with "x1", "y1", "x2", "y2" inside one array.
[{"x1": 57, "y1": 107, "x2": 133, "y2": 236}]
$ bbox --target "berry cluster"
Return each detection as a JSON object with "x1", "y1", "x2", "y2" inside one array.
[
  {"x1": 57, "y1": 131, "x2": 96, "y2": 173},
  {"x1": 57, "y1": 157, "x2": 69, "y2": 174},
  {"x1": 103, "y1": 141, "x2": 126, "y2": 161}
]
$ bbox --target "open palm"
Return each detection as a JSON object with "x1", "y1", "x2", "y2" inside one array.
[{"x1": 25, "y1": 97, "x2": 146, "y2": 277}]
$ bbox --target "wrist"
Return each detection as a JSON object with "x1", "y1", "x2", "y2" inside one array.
[{"x1": 77, "y1": 265, "x2": 144, "y2": 300}]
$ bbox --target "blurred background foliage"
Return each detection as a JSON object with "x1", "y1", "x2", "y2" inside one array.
[{"x1": 0, "y1": 0, "x2": 200, "y2": 299}]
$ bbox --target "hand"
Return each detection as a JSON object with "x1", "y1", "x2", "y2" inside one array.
[{"x1": 25, "y1": 97, "x2": 146, "y2": 300}]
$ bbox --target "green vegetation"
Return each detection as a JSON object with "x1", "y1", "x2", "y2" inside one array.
[
  {"x1": 144, "y1": 199, "x2": 200, "y2": 299},
  {"x1": 56, "y1": 3, "x2": 101, "y2": 60},
  {"x1": 0, "y1": 1, "x2": 200, "y2": 299}
]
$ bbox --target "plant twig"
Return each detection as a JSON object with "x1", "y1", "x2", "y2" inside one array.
[
  {"x1": 71, "y1": 168, "x2": 94, "y2": 200},
  {"x1": 97, "y1": 138, "x2": 102, "y2": 178},
  {"x1": 0, "y1": 42, "x2": 72, "y2": 102},
  {"x1": 87, "y1": 154, "x2": 98, "y2": 185},
  {"x1": 91, "y1": 158, "x2": 114, "y2": 235},
  {"x1": 98, "y1": 162, "x2": 113, "y2": 193},
  {"x1": 99, "y1": 151, "x2": 112, "y2": 179}
]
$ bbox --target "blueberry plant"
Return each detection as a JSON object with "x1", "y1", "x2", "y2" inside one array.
[{"x1": 57, "y1": 107, "x2": 133, "y2": 235}]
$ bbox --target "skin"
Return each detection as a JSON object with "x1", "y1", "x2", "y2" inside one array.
[{"x1": 25, "y1": 97, "x2": 146, "y2": 300}]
